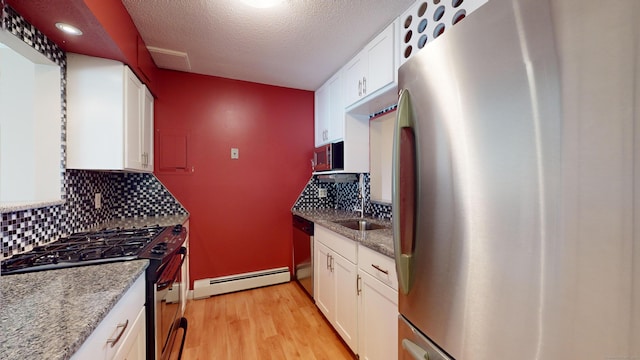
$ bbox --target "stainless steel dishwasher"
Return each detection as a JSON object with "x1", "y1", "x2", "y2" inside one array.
[{"x1": 292, "y1": 215, "x2": 314, "y2": 298}]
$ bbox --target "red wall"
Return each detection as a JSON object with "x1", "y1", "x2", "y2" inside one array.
[{"x1": 154, "y1": 70, "x2": 314, "y2": 287}]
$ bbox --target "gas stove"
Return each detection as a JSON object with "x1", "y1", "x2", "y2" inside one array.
[
  {"x1": 1, "y1": 224, "x2": 184, "y2": 275},
  {"x1": 1, "y1": 222, "x2": 190, "y2": 360}
]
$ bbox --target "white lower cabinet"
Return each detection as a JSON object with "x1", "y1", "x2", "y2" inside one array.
[
  {"x1": 314, "y1": 241, "x2": 335, "y2": 318},
  {"x1": 357, "y1": 245, "x2": 398, "y2": 360},
  {"x1": 313, "y1": 225, "x2": 398, "y2": 358},
  {"x1": 332, "y1": 250, "x2": 358, "y2": 351},
  {"x1": 314, "y1": 226, "x2": 358, "y2": 353},
  {"x1": 113, "y1": 306, "x2": 146, "y2": 360},
  {"x1": 72, "y1": 274, "x2": 146, "y2": 360}
]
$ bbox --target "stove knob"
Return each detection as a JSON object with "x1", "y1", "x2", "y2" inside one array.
[
  {"x1": 151, "y1": 244, "x2": 167, "y2": 255},
  {"x1": 172, "y1": 225, "x2": 183, "y2": 234}
]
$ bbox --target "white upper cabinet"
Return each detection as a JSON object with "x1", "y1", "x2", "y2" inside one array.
[
  {"x1": 124, "y1": 69, "x2": 143, "y2": 170},
  {"x1": 344, "y1": 55, "x2": 366, "y2": 107},
  {"x1": 67, "y1": 53, "x2": 154, "y2": 172},
  {"x1": 315, "y1": 81, "x2": 329, "y2": 146},
  {"x1": 142, "y1": 86, "x2": 154, "y2": 169},
  {"x1": 344, "y1": 22, "x2": 397, "y2": 108},
  {"x1": 315, "y1": 71, "x2": 344, "y2": 146}
]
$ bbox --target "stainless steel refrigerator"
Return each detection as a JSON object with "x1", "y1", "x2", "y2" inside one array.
[{"x1": 392, "y1": 0, "x2": 640, "y2": 359}]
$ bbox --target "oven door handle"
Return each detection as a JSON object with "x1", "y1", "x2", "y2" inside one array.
[
  {"x1": 157, "y1": 247, "x2": 187, "y2": 291},
  {"x1": 175, "y1": 317, "x2": 188, "y2": 360}
]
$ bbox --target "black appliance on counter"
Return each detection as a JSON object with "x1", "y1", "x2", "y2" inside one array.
[{"x1": 1, "y1": 224, "x2": 188, "y2": 360}]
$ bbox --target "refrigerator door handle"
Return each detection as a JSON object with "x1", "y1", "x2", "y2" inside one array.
[
  {"x1": 393, "y1": 88, "x2": 417, "y2": 295},
  {"x1": 402, "y1": 339, "x2": 430, "y2": 360}
]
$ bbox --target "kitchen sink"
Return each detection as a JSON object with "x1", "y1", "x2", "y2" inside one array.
[{"x1": 332, "y1": 219, "x2": 388, "y2": 231}]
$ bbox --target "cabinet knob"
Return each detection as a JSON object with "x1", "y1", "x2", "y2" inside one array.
[{"x1": 363, "y1": 77, "x2": 367, "y2": 95}]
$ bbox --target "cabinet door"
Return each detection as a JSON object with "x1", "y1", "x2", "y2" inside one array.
[
  {"x1": 124, "y1": 67, "x2": 144, "y2": 171},
  {"x1": 344, "y1": 53, "x2": 366, "y2": 107},
  {"x1": 141, "y1": 86, "x2": 154, "y2": 171},
  {"x1": 327, "y1": 73, "x2": 344, "y2": 142},
  {"x1": 365, "y1": 22, "x2": 396, "y2": 96},
  {"x1": 358, "y1": 270, "x2": 398, "y2": 360},
  {"x1": 66, "y1": 53, "x2": 125, "y2": 170},
  {"x1": 314, "y1": 240, "x2": 334, "y2": 319},
  {"x1": 314, "y1": 82, "x2": 330, "y2": 146},
  {"x1": 334, "y1": 252, "x2": 358, "y2": 353},
  {"x1": 113, "y1": 306, "x2": 146, "y2": 360}
]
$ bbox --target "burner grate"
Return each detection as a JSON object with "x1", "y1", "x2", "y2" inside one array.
[{"x1": 1, "y1": 225, "x2": 165, "y2": 274}]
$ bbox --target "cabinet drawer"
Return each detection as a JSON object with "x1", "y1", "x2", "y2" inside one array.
[
  {"x1": 315, "y1": 225, "x2": 357, "y2": 263},
  {"x1": 358, "y1": 245, "x2": 397, "y2": 291},
  {"x1": 72, "y1": 273, "x2": 146, "y2": 360}
]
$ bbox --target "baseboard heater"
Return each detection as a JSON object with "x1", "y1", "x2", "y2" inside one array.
[{"x1": 193, "y1": 267, "x2": 290, "y2": 299}]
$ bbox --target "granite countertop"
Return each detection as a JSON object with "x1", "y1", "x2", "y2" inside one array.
[
  {"x1": 292, "y1": 209, "x2": 394, "y2": 258},
  {"x1": 0, "y1": 199, "x2": 66, "y2": 213},
  {"x1": 0, "y1": 260, "x2": 149, "y2": 360},
  {"x1": 91, "y1": 214, "x2": 189, "y2": 230}
]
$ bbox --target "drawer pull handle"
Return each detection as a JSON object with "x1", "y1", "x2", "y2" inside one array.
[
  {"x1": 371, "y1": 264, "x2": 389, "y2": 275},
  {"x1": 106, "y1": 319, "x2": 129, "y2": 348}
]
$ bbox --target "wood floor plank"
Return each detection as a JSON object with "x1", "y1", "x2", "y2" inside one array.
[{"x1": 180, "y1": 281, "x2": 356, "y2": 360}]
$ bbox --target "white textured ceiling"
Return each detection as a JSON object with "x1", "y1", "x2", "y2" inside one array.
[{"x1": 122, "y1": 0, "x2": 414, "y2": 91}]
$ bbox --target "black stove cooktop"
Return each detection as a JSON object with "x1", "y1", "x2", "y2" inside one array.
[{"x1": 1, "y1": 225, "x2": 171, "y2": 275}]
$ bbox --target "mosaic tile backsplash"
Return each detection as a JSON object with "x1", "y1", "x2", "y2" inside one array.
[
  {"x1": 0, "y1": 5, "x2": 187, "y2": 258},
  {"x1": 292, "y1": 173, "x2": 392, "y2": 220}
]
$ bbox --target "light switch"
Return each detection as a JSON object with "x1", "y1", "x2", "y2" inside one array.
[{"x1": 231, "y1": 148, "x2": 239, "y2": 159}]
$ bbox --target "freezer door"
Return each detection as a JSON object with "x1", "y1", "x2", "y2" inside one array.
[{"x1": 399, "y1": 316, "x2": 452, "y2": 360}]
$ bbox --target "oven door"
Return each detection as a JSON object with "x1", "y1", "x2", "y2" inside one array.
[{"x1": 155, "y1": 247, "x2": 188, "y2": 360}]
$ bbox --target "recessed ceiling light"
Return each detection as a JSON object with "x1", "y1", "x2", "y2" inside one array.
[
  {"x1": 240, "y1": 0, "x2": 284, "y2": 9},
  {"x1": 55, "y1": 22, "x2": 83, "y2": 36}
]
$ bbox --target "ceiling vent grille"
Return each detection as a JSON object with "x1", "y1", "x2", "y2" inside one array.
[{"x1": 147, "y1": 46, "x2": 192, "y2": 72}]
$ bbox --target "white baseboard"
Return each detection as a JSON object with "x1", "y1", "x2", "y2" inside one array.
[{"x1": 193, "y1": 267, "x2": 290, "y2": 300}]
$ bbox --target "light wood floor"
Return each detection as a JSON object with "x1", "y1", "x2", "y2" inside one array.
[{"x1": 180, "y1": 282, "x2": 356, "y2": 360}]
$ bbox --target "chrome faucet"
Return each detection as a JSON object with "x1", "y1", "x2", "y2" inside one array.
[
  {"x1": 354, "y1": 174, "x2": 365, "y2": 218},
  {"x1": 356, "y1": 195, "x2": 365, "y2": 218}
]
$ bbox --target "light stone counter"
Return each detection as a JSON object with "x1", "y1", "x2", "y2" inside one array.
[
  {"x1": 292, "y1": 209, "x2": 394, "y2": 258},
  {"x1": 0, "y1": 260, "x2": 148, "y2": 360}
]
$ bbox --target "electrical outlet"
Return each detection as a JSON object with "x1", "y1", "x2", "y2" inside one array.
[
  {"x1": 95, "y1": 193, "x2": 102, "y2": 209},
  {"x1": 231, "y1": 148, "x2": 239, "y2": 159},
  {"x1": 318, "y1": 188, "x2": 327, "y2": 198}
]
